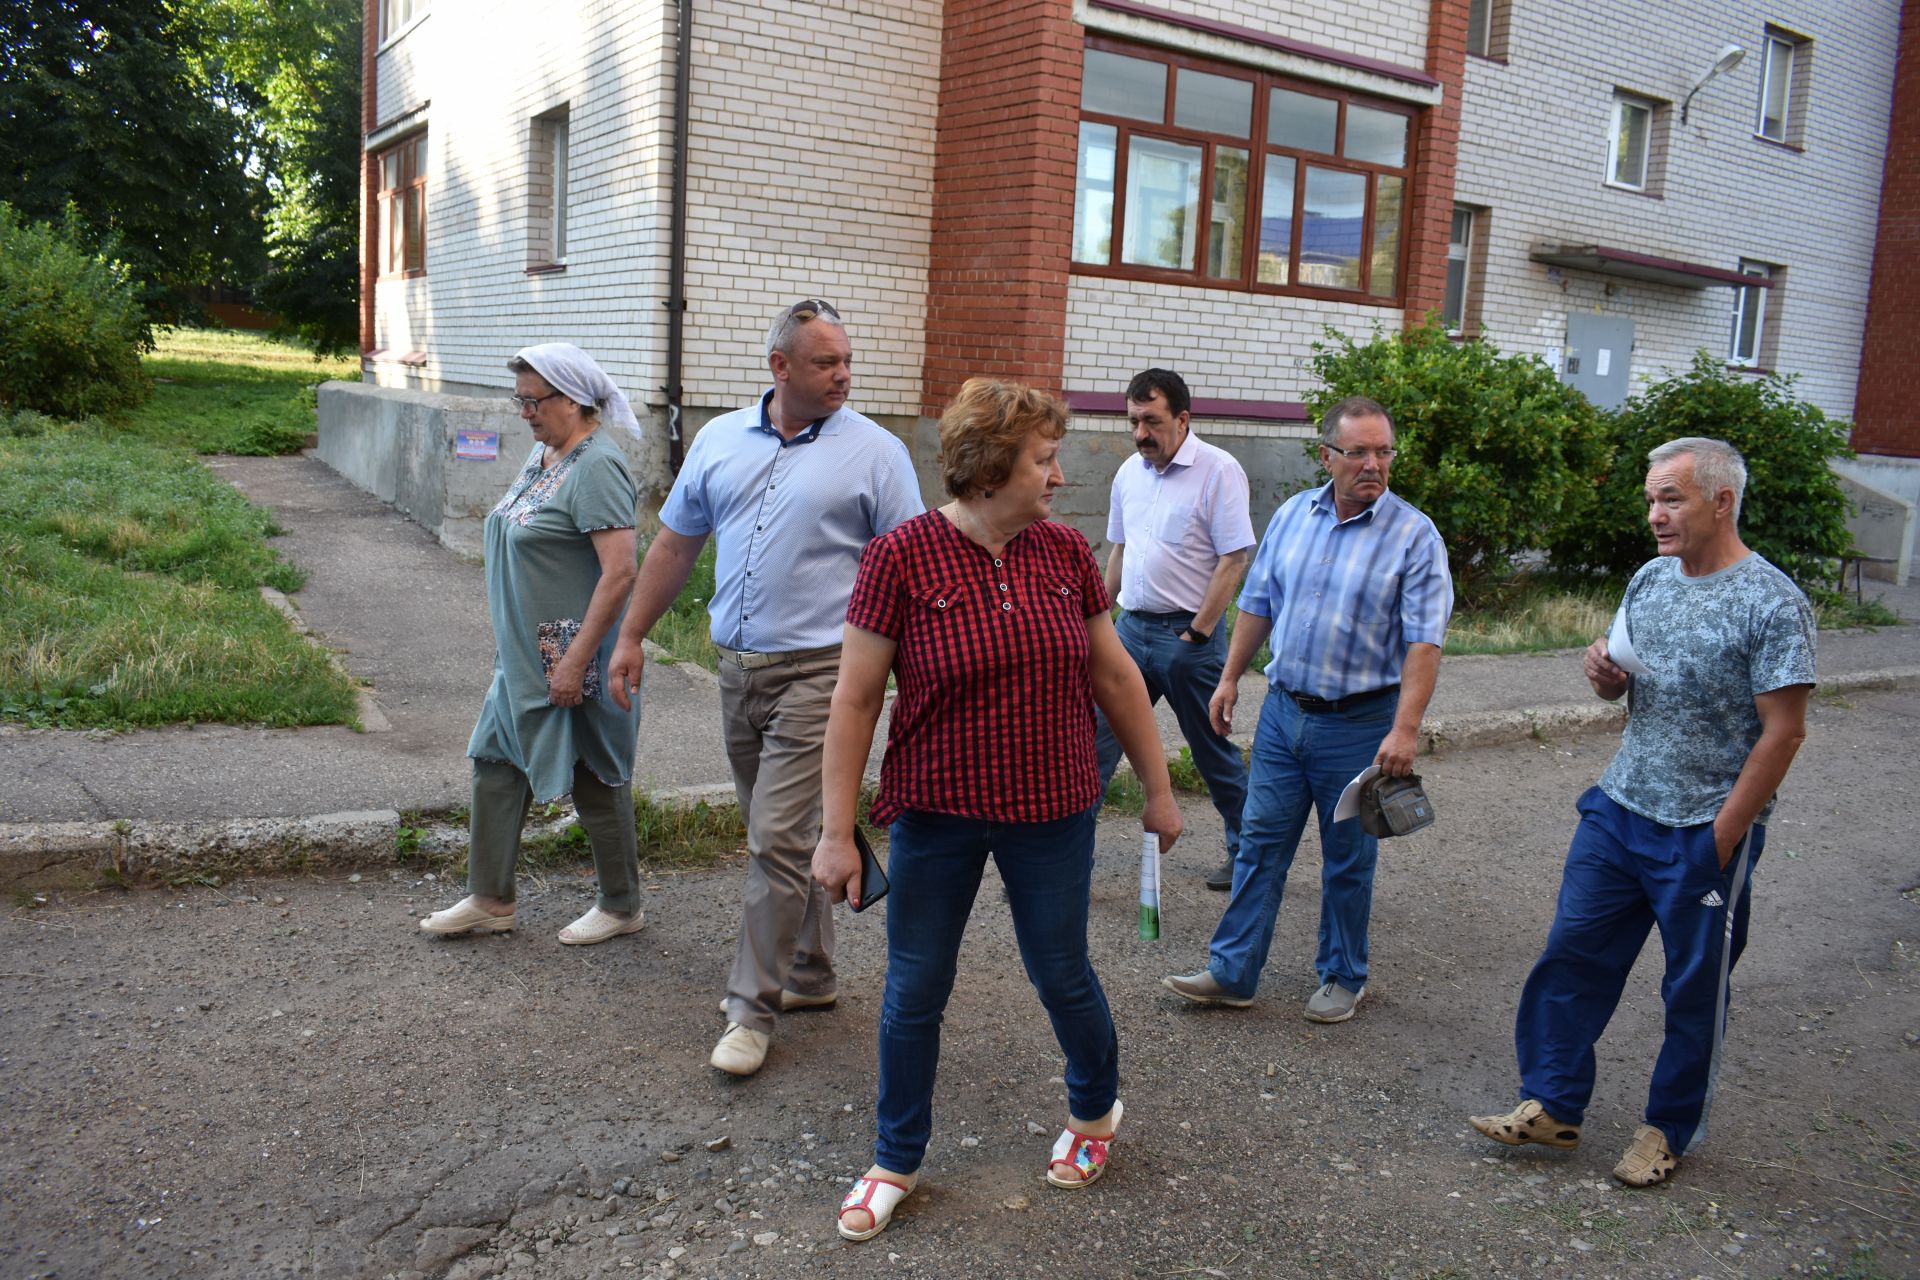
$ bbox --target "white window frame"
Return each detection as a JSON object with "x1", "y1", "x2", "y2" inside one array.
[
  {"x1": 1607, "y1": 93, "x2": 1654, "y2": 191},
  {"x1": 550, "y1": 116, "x2": 569, "y2": 264},
  {"x1": 1443, "y1": 206, "x2": 1474, "y2": 334},
  {"x1": 1756, "y1": 32, "x2": 1798, "y2": 143},
  {"x1": 1729, "y1": 261, "x2": 1772, "y2": 368},
  {"x1": 1468, "y1": 0, "x2": 1504, "y2": 58},
  {"x1": 379, "y1": 0, "x2": 427, "y2": 43}
]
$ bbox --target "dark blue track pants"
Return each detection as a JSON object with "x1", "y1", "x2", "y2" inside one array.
[{"x1": 1515, "y1": 787, "x2": 1763, "y2": 1154}]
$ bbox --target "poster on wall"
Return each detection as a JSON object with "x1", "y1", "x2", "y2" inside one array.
[{"x1": 455, "y1": 429, "x2": 500, "y2": 461}]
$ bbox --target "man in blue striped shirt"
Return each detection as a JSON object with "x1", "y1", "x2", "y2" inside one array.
[
  {"x1": 1164, "y1": 396, "x2": 1452, "y2": 1023},
  {"x1": 609, "y1": 300, "x2": 923, "y2": 1077}
]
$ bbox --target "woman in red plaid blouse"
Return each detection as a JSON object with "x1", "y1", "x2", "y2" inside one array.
[{"x1": 812, "y1": 378, "x2": 1182, "y2": 1242}]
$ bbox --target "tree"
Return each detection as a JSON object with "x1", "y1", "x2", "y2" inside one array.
[
  {"x1": 0, "y1": 0, "x2": 263, "y2": 323},
  {"x1": 1305, "y1": 316, "x2": 1609, "y2": 596},
  {"x1": 1547, "y1": 353, "x2": 1855, "y2": 591},
  {"x1": 175, "y1": 0, "x2": 362, "y2": 353}
]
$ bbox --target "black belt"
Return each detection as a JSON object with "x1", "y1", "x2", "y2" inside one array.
[
  {"x1": 1284, "y1": 683, "x2": 1399, "y2": 713},
  {"x1": 1126, "y1": 609, "x2": 1195, "y2": 621}
]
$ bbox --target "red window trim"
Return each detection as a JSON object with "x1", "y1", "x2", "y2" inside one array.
[{"x1": 1075, "y1": 35, "x2": 1415, "y2": 305}]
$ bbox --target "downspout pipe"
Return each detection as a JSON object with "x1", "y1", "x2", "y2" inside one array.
[{"x1": 664, "y1": 0, "x2": 692, "y2": 473}]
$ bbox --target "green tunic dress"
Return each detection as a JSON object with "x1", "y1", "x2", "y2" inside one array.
[{"x1": 467, "y1": 432, "x2": 640, "y2": 802}]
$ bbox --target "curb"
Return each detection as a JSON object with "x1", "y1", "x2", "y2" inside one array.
[{"x1": 5, "y1": 667, "x2": 1915, "y2": 893}]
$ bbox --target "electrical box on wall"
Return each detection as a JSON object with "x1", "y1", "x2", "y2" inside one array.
[{"x1": 1561, "y1": 313, "x2": 1634, "y2": 410}]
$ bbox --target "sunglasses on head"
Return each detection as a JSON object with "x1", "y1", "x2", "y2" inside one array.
[{"x1": 785, "y1": 298, "x2": 840, "y2": 322}]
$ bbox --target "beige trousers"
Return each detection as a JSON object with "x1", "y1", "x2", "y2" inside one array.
[{"x1": 716, "y1": 649, "x2": 841, "y2": 1033}]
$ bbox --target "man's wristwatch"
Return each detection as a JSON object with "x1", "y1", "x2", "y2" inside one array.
[{"x1": 1181, "y1": 625, "x2": 1211, "y2": 644}]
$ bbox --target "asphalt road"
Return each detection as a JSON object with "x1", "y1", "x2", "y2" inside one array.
[{"x1": 2, "y1": 690, "x2": 1915, "y2": 1280}]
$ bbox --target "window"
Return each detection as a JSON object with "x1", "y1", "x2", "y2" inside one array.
[
  {"x1": 1443, "y1": 206, "x2": 1475, "y2": 333},
  {"x1": 528, "y1": 107, "x2": 569, "y2": 269},
  {"x1": 1606, "y1": 92, "x2": 1665, "y2": 193},
  {"x1": 380, "y1": 0, "x2": 426, "y2": 41},
  {"x1": 1073, "y1": 41, "x2": 1415, "y2": 302},
  {"x1": 376, "y1": 132, "x2": 427, "y2": 278},
  {"x1": 1729, "y1": 260, "x2": 1781, "y2": 368},
  {"x1": 1467, "y1": 0, "x2": 1510, "y2": 59},
  {"x1": 1756, "y1": 28, "x2": 1810, "y2": 145}
]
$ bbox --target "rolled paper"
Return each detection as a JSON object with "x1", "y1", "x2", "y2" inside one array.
[{"x1": 1138, "y1": 830, "x2": 1162, "y2": 940}]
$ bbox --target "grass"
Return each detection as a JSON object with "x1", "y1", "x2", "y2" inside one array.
[
  {"x1": 0, "y1": 329, "x2": 361, "y2": 729},
  {"x1": 1445, "y1": 579, "x2": 1618, "y2": 655},
  {"x1": 1101, "y1": 745, "x2": 1214, "y2": 814},
  {"x1": 645, "y1": 536, "x2": 722, "y2": 671},
  {"x1": 122, "y1": 328, "x2": 359, "y2": 455}
]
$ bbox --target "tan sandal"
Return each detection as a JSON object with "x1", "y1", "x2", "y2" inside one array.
[
  {"x1": 837, "y1": 1173, "x2": 915, "y2": 1241},
  {"x1": 1046, "y1": 1099, "x2": 1122, "y2": 1188},
  {"x1": 1469, "y1": 1099, "x2": 1581, "y2": 1149},
  {"x1": 1613, "y1": 1124, "x2": 1679, "y2": 1186}
]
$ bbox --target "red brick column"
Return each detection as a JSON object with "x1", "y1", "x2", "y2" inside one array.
[
  {"x1": 1853, "y1": 0, "x2": 1920, "y2": 457},
  {"x1": 1401, "y1": 0, "x2": 1467, "y2": 330},
  {"x1": 359, "y1": 0, "x2": 379, "y2": 355},
  {"x1": 922, "y1": 0, "x2": 1082, "y2": 414}
]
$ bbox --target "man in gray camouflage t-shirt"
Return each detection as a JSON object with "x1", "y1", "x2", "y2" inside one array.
[{"x1": 1470, "y1": 437, "x2": 1816, "y2": 1188}]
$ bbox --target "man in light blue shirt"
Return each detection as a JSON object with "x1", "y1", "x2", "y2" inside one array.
[
  {"x1": 1092, "y1": 369, "x2": 1255, "y2": 891},
  {"x1": 1164, "y1": 396, "x2": 1452, "y2": 1023},
  {"x1": 609, "y1": 300, "x2": 923, "y2": 1077}
]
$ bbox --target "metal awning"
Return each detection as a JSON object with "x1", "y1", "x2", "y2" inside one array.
[{"x1": 1529, "y1": 243, "x2": 1770, "y2": 290}]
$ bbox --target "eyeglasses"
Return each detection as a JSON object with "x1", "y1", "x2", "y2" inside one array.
[
  {"x1": 785, "y1": 298, "x2": 840, "y2": 322},
  {"x1": 508, "y1": 391, "x2": 566, "y2": 412},
  {"x1": 1324, "y1": 445, "x2": 1397, "y2": 461}
]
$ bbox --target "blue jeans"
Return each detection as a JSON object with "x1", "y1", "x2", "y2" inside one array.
[
  {"x1": 874, "y1": 808, "x2": 1118, "y2": 1174},
  {"x1": 1206, "y1": 688, "x2": 1396, "y2": 998},
  {"x1": 1515, "y1": 788, "x2": 1764, "y2": 1154},
  {"x1": 1094, "y1": 610, "x2": 1247, "y2": 859}
]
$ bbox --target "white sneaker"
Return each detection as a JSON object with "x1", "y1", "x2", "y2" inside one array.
[{"x1": 710, "y1": 1023, "x2": 771, "y2": 1077}]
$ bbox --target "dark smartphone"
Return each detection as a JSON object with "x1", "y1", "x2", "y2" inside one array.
[{"x1": 851, "y1": 827, "x2": 889, "y2": 912}]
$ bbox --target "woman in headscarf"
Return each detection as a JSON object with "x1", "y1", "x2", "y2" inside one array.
[{"x1": 420, "y1": 344, "x2": 648, "y2": 946}]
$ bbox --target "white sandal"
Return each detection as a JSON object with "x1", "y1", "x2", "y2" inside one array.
[
  {"x1": 557, "y1": 906, "x2": 645, "y2": 945},
  {"x1": 836, "y1": 1174, "x2": 915, "y2": 1242},
  {"x1": 1046, "y1": 1099, "x2": 1122, "y2": 1189},
  {"x1": 419, "y1": 896, "x2": 515, "y2": 936}
]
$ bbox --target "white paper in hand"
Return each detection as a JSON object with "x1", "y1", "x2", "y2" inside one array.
[
  {"x1": 1332, "y1": 765, "x2": 1382, "y2": 822},
  {"x1": 1606, "y1": 608, "x2": 1652, "y2": 676}
]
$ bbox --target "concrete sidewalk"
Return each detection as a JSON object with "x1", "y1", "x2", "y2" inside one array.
[{"x1": 3, "y1": 451, "x2": 1916, "y2": 879}]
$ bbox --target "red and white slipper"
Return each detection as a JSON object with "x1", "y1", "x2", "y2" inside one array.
[
  {"x1": 1046, "y1": 1099, "x2": 1123, "y2": 1189},
  {"x1": 837, "y1": 1174, "x2": 915, "y2": 1242}
]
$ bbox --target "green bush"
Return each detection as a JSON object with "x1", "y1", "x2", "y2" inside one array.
[
  {"x1": 0, "y1": 204, "x2": 152, "y2": 417},
  {"x1": 1548, "y1": 353, "x2": 1854, "y2": 590},
  {"x1": 1305, "y1": 316, "x2": 1608, "y2": 595}
]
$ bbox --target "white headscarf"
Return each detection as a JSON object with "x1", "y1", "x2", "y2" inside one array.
[{"x1": 511, "y1": 343, "x2": 643, "y2": 440}]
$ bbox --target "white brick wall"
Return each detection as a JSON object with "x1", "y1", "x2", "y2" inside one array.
[
  {"x1": 1096, "y1": 0, "x2": 1431, "y2": 80},
  {"x1": 679, "y1": 0, "x2": 941, "y2": 417},
  {"x1": 371, "y1": 0, "x2": 676, "y2": 412},
  {"x1": 1456, "y1": 0, "x2": 1897, "y2": 419},
  {"x1": 371, "y1": 0, "x2": 940, "y2": 427},
  {"x1": 373, "y1": 14, "x2": 430, "y2": 123},
  {"x1": 1065, "y1": 276, "x2": 1400, "y2": 404}
]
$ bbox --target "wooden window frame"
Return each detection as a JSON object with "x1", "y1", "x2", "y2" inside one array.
[
  {"x1": 375, "y1": 131, "x2": 427, "y2": 280},
  {"x1": 1072, "y1": 36, "x2": 1416, "y2": 307}
]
